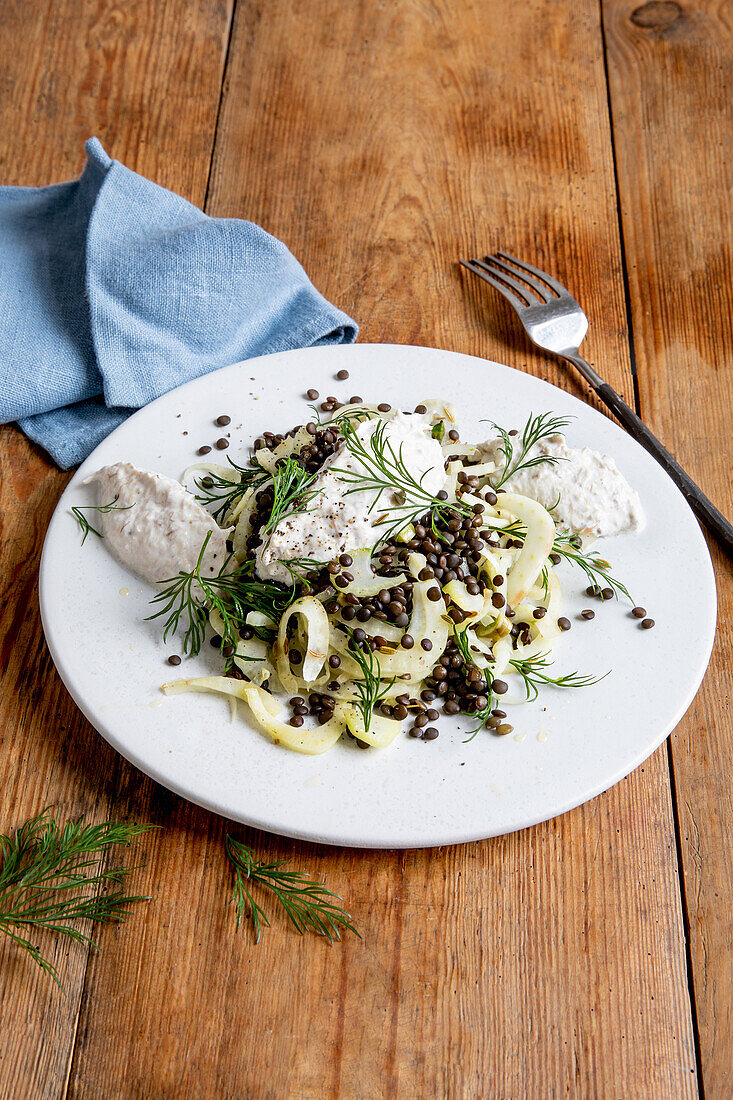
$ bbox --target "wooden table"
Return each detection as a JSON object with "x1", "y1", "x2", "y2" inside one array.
[{"x1": 1, "y1": 1, "x2": 730, "y2": 1096}]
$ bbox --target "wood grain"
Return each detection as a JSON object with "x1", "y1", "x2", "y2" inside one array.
[
  {"x1": 64, "y1": 1, "x2": 697, "y2": 1097},
  {"x1": 603, "y1": 1, "x2": 733, "y2": 1095},
  {"x1": 0, "y1": 1, "x2": 232, "y2": 1096}
]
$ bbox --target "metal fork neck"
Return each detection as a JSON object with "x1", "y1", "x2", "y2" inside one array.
[{"x1": 560, "y1": 350, "x2": 604, "y2": 390}]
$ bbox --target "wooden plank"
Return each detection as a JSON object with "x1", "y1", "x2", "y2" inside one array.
[
  {"x1": 66, "y1": 1, "x2": 699, "y2": 1097},
  {"x1": 602, "y1": 1, "x2": 733, "y2": 1095},
  {"x1": 0, "y1": 1, "x2": 232, "y2": 1096}
]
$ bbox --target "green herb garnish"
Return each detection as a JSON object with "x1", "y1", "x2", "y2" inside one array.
[
  {"x1": 276, "y1": 557, "x2": 330, "y2": 592},
  {"x1": 328, "y1": 405, "x2": 374, "y2": 428},
  {"x1": 260, "y1": 458, "x2": 320, "y2": 543},
  {"x1": 479, "y1": 517, "x2": 631, "y2": 603},
  {"x1": 551, "y1": 535, "x2": 632, "y2": 601},
  {"x1": 0, "y1": 808, "x2": 153, "y2": 986},
  {"x1": 333, "y1": 417, "x2": 472, "y2": 548},
  {"x1": 508, "y1": 652, "x2": 609, "y2": 701},
  {"x1": 487, "y1": 412, "x2": 572, "y2": 488},
  {"x1": 226, "y1": 835, "x2": 360, "y2": 944},
  {"x1": 340, "y1": 626, "x2": 396, "y2": 733},
  {"x1": 194, "y1": 458, "x2": 268, "y2": 523},
  {"x1": 146, "y1": 533, "x2": 300, "y2": 655},
  {"x1": 71, "y1": 495, "x2": 133, "y2": 545},
  {"x1": 461, "y1": 692, "x2": 498, "y2": 741},
  {"x1": 451, "y1": 626, "x2": 478, "y2": 671}
]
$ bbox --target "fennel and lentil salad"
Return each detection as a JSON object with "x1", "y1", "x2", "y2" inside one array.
[{"x1": 79, "y1": 389, "x2": 650, "y2": 754}]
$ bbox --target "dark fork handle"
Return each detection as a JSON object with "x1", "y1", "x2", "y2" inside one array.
[{"x1": 594, "y1": 381, "x2": 733, "y2": 555}]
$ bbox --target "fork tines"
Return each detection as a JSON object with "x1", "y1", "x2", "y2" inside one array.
[{"x1": 460, "y1": 251, "x2": 565, "y2": 311}]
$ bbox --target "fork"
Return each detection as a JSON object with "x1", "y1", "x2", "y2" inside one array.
[{"x1": 460, "y1": 250, "x2": 733, "y2": 555}]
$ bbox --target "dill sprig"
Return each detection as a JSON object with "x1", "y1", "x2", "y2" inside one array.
[
  {"x1": 328, "y1": 405, "x2": 374, "y2": 428},
  {"x1": 0, "y1": 808, "x2": 153, "y2": 987},
  {"x1": 146, "y1": 533, "x2": 214, "y2": 654},
  {"x1": 509, "y1": 652, "x2": 609, "y2": 702},
  {"x1": 71, "y1": 495, "x2": 133, "y2": 545},
  {"x1": 451, "y1": 626, "x2": 476, "y2": 670},
  {"x1": 194, "y1": 459, "x2": 268, "y2": 523},
  {"x1": 260, "y1": 458, "x2": 319, "y2": 542},
  {"x1": 487, "y1": 412, "x2": 572, "y2": 488},
  {"x1": 333, "y1": 417, "x2": 472, "y2": 547},
  {"x1": 479, "y1": 515, "x2": 632, "y2": 603},
  {"x1": 450, "y1": 629, "x2": 499, "y2": 740},
  {"x1": 461, "y1": 694, "x2": 497, "y2": 741},
  {"x1": 277, "y1": 557, "x2": 331, "y2": 593},
  {"x1": 226, "y1": 835, "x2": 360, "y2": 944},
  {"x1": 146, "y1": 533, "x2": 299, "y2": 655},
  {"x1": 551, "y1": 535, "x2": 632, "y2": 602},
  {"x1": 340, "y1": 626, "x2": 396, "y2": 732}
]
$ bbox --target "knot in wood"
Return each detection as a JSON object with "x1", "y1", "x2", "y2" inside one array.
[{"x1": 630, "y1": 1, "x2": 684, "y2": 30}]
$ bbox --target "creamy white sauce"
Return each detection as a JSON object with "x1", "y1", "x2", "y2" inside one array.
[
  {"x1": 479, "y1": 433, "x2": 644, "y2": 538},
  {"x1": 256, "y1": 413, "x2": 445, "y2": 582},
  {"x1": 85, "y1": 462, "x2": 231, "y2": 584}
]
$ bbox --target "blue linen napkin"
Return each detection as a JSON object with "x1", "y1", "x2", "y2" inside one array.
[{"x1": 0, "y1": 138, "x2": 358, "y2": 468}]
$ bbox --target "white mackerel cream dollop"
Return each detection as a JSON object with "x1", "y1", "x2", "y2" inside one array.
[
  {"x1": 256, "y1": 412, "x2": 446, "y2": 583},
  {"x1": 85, "y1": 462, "x2": 231, "y2": 584},
  {"x1": 479, "y1": 433, "x2": 645, "y2": 538}
]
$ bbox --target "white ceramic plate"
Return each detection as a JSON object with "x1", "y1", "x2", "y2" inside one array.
[{"x1": 40, "y1": 344, "x2": 716, "y2": 848}]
